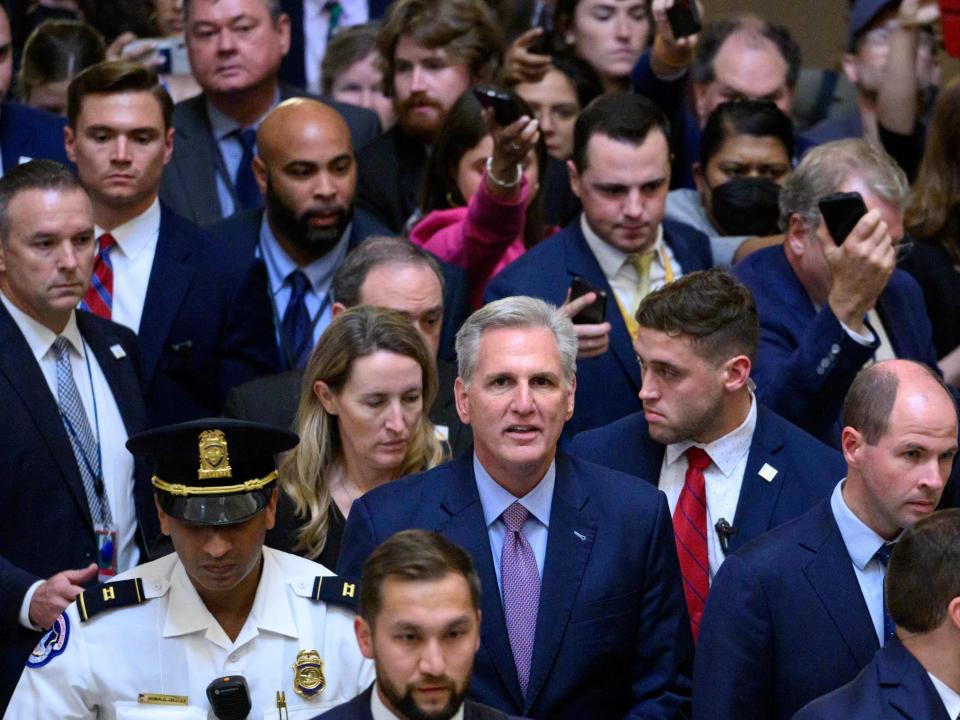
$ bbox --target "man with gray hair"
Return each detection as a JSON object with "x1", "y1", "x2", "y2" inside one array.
[
  {"x1": 338, "y1": 296, "x2": 693, "y2": 719},
  {"x1": 734, "y1": 137, "x2": 940, "y2": 448}
]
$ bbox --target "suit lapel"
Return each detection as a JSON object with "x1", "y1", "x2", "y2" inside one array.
[
  {"x1": 730, "y1": 406, "x2": 787, "y2": 553},
  {"x1": 173, "y1": 99, "x2": 223, "y2": 221},
  {"x1": 0, "y1": 106, "x2": 28, "y2": 172},
  {"x1": 800, "y1": 502, "x2": 880, "y2": 667},
  {"x1": 524, "y1": 455, "x2": 597, "y2": 711},
  {"x1": 881, "y1": 641, "x2": 952, "y2": 720},
  {"x1": 138, "y1": 207, "x2": 195, "y2": 387},
  {"x1": 437, "y1": 457, "x2": 524, "y2": 708},
  {"x1": 77, "y1": 314, "x2": 146, "y2": 437}
]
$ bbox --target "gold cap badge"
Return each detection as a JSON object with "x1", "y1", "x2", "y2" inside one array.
[
  {"x1": 198, "y1": 429, "x2": 232, "y2": 479},
  {"x1": 292, "y1": 649, "x2": 326, "y2": 698}
]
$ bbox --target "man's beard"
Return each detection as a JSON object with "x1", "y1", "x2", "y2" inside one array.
[
  {"x1": 377, "y1": 668, "x2": 469, "y2": 720},
  {"x1": 265, "y1": 181, "x2": 352, "y2": 259},
  {"x1": 395, "y1": 92, "x2": 445, "y2": 142}
]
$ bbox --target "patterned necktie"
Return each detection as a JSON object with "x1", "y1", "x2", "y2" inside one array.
[
  {"x1": 874, "y1": 543, "x2": 897, "y2": 644},
  {"x1": 324, "y1": 0, "x2": 342, "y2": 42},
  {"x1": 281, "y1": 270, "x2": 312, "y2": 369},
  {"x1": 234, "y1": 127, "x2": 262, "y2": 211},
  {"x1": 81, "y1": 233, "x2": 116, "y2": 319},
  {"x1": 674, "y1": 446, "x2": 711, "y2": 641},
  {"x1": 501, "y1": 502, "x2": 540, "y2": 695}
]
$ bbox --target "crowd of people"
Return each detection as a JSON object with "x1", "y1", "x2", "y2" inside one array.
[{"x1": 0, "y1": 0, "x2": 959, "y2": 718}]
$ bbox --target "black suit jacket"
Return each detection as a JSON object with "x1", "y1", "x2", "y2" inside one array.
[
  {"x1": 355, "y1": 124, "x2": 429, "y2": 234},
  {"x1": 159, "y1": 84, "x2": 380, "y2": 226},
  {"x1": 314, "y1": 685, "x2": 527, "y2": 720},
  {"x1": 0, "y1": 306, "x2": 161, "y2": 711},
  {"x1": 139, "y1": 205, "x2": 280, "y2": 425},
  {"x1": 0, "y1": 101, "x2": 70, "y2": 171}
]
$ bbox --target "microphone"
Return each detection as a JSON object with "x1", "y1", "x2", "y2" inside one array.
[
  {"x1": 207, "y1": 675, "x2": 251, "y2": 720},
  {"x1": 715, "y1": 518, "x2": 738, "y2": 555}
]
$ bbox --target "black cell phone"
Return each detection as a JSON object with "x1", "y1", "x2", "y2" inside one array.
[
  {"x1": 569, "y1": 276, "x2": 607, "y2": 325},
  {"x1": 818, "y1": 191, "x2": 868, "y2": 245},
  {"x1": 473, "y1": 85, "x2": 523, "y2": 126},
  {"x1": 666, "y1": 0, "x2": 701, "y2": 39},
  {"x1": 528, "y1": 2, "x2": 554, "y2": 55}
]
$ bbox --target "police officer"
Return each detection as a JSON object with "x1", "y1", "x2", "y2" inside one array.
[{"x1": 4, "y1": 418, "x2": 374, "y2": 719}]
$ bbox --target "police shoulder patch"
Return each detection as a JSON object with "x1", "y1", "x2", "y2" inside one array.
[
  {"x1": 27, "y1": 613, "x2": 69, "y2": 668},
  {"x1": 77, "y1": 578, "x2": 146, "y2": 622},
  {"x1": 311, "y1": 575, "x2": 359, "y2": 608}
]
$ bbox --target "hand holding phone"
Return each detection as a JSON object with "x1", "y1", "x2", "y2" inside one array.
[
  {"x1": 818, "y1": 191, "x2": 868, "y2": 245},
  {"x1": 568, "y1": 276, "x2": 608, "y2": 325},
  {"x1": 473, "y1": 85, "x2": 524, "y2": 126},
  {"x1": 666, "y1": 0, "x2": 701, "y2": 39}
]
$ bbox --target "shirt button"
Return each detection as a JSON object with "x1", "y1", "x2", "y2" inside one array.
[
  {"x1": 830, "y1": 343, "x2": 840, "y2": 354},
  {"x1": 229, "y1": 653, "x2": 239, "y2": 663}
]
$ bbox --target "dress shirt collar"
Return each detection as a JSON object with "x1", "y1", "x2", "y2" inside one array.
[
  {"x1": 370, "y1": 682, "x2": 465, "y2": 720},
  {"x1": 206, "y1": 87, "x2": 281, "y2": 140},
  {"x1": 95, "y1": 197, "x2": 161, "y2": 261},
  {"x1": 1, "y1": 290, "x2": 82, "y2": 361},
  {"x1": 579, "y1": 212, "x2": 664, "y2": 280},
  {"x1": 474, "y1": 453, "x2": 555, "y2": 529},
  {"x1": 928, "y1": 671, "x2": 960, "y2": 720},
  {"x1": 830, "y1": 479, "x2": 893, "y2": 570},
  {"x1": 664, "y1": 393, "x2": 758, "y2": 477},
  {"x1": 258, "y1": 212, "x2": 353, "y2": 296}
]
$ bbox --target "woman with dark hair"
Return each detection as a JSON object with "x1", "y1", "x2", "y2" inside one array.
[
  {"x1": 667, "y1": 99, "x2": 794, "y2": 266},
  {"x1": 321, "y1": 22, "x2": 395, "y2": 131},
  {"x1": 902, "y1": 78, "x2": 960, "y2": 384},
  {"x1": 410, "y1": 88, "x2": 550, "y2": 307},
  {"x1": 17, "y1": 19, "x2": 105, "y2": 115},
  {"x1": 273, "y1": 306, "x2": 446, "y2": 568}
]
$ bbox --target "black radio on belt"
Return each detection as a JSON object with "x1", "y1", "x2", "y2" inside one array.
[{"x1": 207, "y1": 675, "x2": 252, "y2": 720}]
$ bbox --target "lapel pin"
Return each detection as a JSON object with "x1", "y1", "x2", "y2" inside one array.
[
  {"x1": 110, "y1": 344, "x2": 126, "y2": 359},
  {"x1": 573, "y1": 530, "x2": 586, "y2": 542},
  {"x1": 758, "y1": 463, "x2": 778, "y2": 483}
]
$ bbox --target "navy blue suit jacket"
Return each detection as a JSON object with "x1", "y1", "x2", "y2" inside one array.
[
  {"x1": 792, "y1": 638, "x2": 952, "y2": 720},
  {"x1": 734, "y1": 244, "x2": 940, "y2": 447},
  {"x1": 0, "y1": 305, "x2": 161, "y2": 711},
  {"x1": 139, "y1": 206, "x2": 279, "y2": 425},
  {"x1": 338, "y1": 453, "x2": 694, "y2": 719},
  {"x1": 314, "y1": 685, "x2": 525, "y2": 720},
  {"x1": 569, "y1": 404, "x2": 844, "y2": 555},
  {"x1": 0, "y1": 101, "x2": 70, "y2": 171},
  {"x1": 693, "y1": 498, "x2": 880, "y2": 720},
  {"x1": 484, "y1": 217, "x2": 713, "y2": 439}
]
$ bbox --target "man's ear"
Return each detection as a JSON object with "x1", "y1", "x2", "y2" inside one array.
[
  {"x1": 454, "y1": 376, "x2": 470, "y2": 425},
  {"x1": 841, "y1": 426, "x2": 864, "y2": 467},
  {"x1": 154, "y1": 495, "x2": 171, "y2": 536},
  {"x1": 785, "y1": 213, "x2": 809, "y2": 256},
  {"x1": 567, "y1": 159, "x2": 582, "y2": 199},
  {"x1": 722, "y1": 355, "x2": 751, "y2": 393},
  {"x1": 64, "y1": 126, "x2": 77, "y2": 164},
  {"x1": 355, "y1": 616, "x2": 375, "y2": 659},
  {"x1": 253, "y1": 156, "x2": 268, "y2": 195},
  {"x1": 331, "y1": 302, "x2": 347, "y2": 318},
  {"x1": 841, "y1": 53, "x2": 859, "y2": 85}
]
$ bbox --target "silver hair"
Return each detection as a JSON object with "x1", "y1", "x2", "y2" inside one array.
[
  {"x1": 184, "y1": 0, "x2": 284, "y2": 24},
  {"x1": 779, "y1": 138, "x2": 909, "y2": 236},
  {"x1": 455, "y1": 296, "x2": 578, "y2": 385}
]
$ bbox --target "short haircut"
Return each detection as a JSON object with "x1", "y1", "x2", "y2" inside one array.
[
  {"x1": 359, "y1": 529, "x2": 481, "y2": 623},
  {"x1": 571, "y1": 92, "x2": 670, "y2": 173},
  {"x1": 67, "y1": 60, "x2": 174, "y2": 131},
  {"x1": 635, "y1": 269, "x2": 759, "y2": 363},
  {"x1": 691, "y1": 16, "x2": 802, "y2": 90},
  {"x1": 886, "y1": 509, "x2": 960, "y2": 633},
  {"x1": 321, "y1": 22, "x2": 381, "y2": 97},
  {"x1": 17, "y1": 20, "x2": 106, "y2": 104},
  {"x1": 0, "y1": 160, "x2": 86, "y2": 242},
  {"x1": 376, "y1": 0, "x2": 503, "y2": 98},
  {"x1": 184, "y1": 0, "x2": 283, "y2": 24},
  {"x1": 455, "y1": 296, "x2": 577, "y2": 384},
  {"x1": 331, "y1": 235, "x2": 445, "y2": 308},
  {"x1": 699, "y1": 99, "x2": 794, "y2": 169},
  {"x1": 779, "y1": 138, "x2": 908, "y2": 234}
]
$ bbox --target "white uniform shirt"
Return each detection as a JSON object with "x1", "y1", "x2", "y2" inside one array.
[{"x1": 5, "y1": 547, "x2": 375, "y2": 719}]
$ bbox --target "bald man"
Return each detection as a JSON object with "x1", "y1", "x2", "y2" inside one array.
[
  {"x1": 211, "y1": 97, "x2": 392, "y2": 369},
  {"x1": 65, "y1": 60, "x2": 280, "y2": 424}
]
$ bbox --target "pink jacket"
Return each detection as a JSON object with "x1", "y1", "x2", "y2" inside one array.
[{"x1": 409, "y1": 174, "x2": 529, "y2": 308}]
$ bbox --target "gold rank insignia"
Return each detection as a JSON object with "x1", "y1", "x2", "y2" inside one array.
[
  {"x1": 293, "y1": 649, "x2": 326, "y2": 698},
  {"x1": 198, "y1": 429, "x2": 232, "y2": 479}
]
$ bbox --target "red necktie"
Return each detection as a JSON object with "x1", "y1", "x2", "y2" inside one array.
[
  {"x1": 81, "y1": 233, "x2": 116, "y2": 319},
  {"x1": 674, "y1": 446, "x2": 711, "y2": 641}
]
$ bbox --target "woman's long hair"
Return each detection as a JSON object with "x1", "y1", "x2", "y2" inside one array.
[{"x1": 278, "y1": 306, "x2": 445, "y2": 559}]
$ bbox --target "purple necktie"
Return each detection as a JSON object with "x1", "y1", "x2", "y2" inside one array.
[{"x1": 501, "y1": 502, "x2": 540, "y2": 695}]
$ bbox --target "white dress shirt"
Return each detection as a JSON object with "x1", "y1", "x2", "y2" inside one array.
[
  {"x1": 371, "y1": 682, "x2": 465, "y2": 720},
  {"x1": 659, "y1": 395, "x2": 758, "y2": 581},
  {"x1": 928, "y1": 672, "x2": 960, "y2": 720},
  {"x1": 303, "y1": 0, "x2": 369, "y2": 94},
  {"x1": 1, "y1": 294, "x2": 139, "y2": 630},
  {"x1": 95, "y1": 197, "x2": 161, "y2": 333}
]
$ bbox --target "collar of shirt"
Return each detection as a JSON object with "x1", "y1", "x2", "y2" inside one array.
[
  {"x1": 473, "y1": 453, "x2": 554, "y2": 529},
  {"x1": 928, "y1": 671, "x2": 960, "y2": 720},
  {"x1": 163, "y1": 549, "x2": 298, "y2": 647},
  {"x1": 663, "y1": 392, "x2": 758, "y2": 477},
  {"x1": 830, "y1": 479, "x2": 893, "y2": 570},
  {"x1": 0, "y1": 291, "x2": 82, "y2": 361},
  {"x1": 258, "y1": 214, "x2": 353, "y2": 297},
  {"x1": 579, "y1": 212, "x2": 664, "y2": 281},
  {"x1": 95, "y1": 197, "x2": 161, "y2": 261},
  {"x1": 206, "y1": 87, "x2": 281, "y2": 141},
  {"x1": 370, "y1": 682, "x2": 465, "y2": 720}
]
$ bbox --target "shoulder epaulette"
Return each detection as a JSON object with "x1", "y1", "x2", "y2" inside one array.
[
  {"x1": 311, "y1": 575, "x2": 359, "y2": 607},
  {"x1": 77, "y1": 578, "x2": 146, "y2": 622}
]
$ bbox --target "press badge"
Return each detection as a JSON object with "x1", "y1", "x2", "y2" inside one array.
[{"x1": 95, "y1": 527, "x2": 117, "y2": 580}]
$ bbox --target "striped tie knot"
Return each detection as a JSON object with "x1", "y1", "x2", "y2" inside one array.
[{"x1": 685, "y1": 446, "x2": 711, "y2": 472}]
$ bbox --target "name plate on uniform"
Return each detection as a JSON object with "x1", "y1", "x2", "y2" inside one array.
[{"x1": 138, "y1": 693, "x2": 188, "y2": 706}]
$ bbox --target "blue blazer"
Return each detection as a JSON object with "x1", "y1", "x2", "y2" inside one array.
[
  {"x1": 337, "y1": 453, "x2": 694, "y2": 719},
  {"x1": 484, "y1": 217, "x2": 713, "y2": 439},
  {"x1": 568, "y1": 404, "x2": 845, "y2": 555},
  {"x1": 0, "y1": 101, "x2": 70, "y2": 171},
  {"x1": 693, "y1": 498, "x2": 880, "y2": 720},
  {"x1": 313, "y1": 685, "x2": 526, "y2": 720},
  {"x1": 734, "y1": 245, "x2": 940, "y2": 447},
  {"x1": 139, "y1": 205, "x2": 280, "y2": 425},
  {"x1": 0, "y1": 305, "x2": 161, "y2": 711},
  {"x1": 792, "y1": 638, "x2": 952, "y2": 720}
]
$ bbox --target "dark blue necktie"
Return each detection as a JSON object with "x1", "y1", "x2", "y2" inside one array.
[
  {"x1": 875, "y1": 543, "x2": 896, "y2": 644},
  {"x1": 281, "y1": 270, "x2": 312, "y2": 369},
  {"x1": 234, "y1": 127, "x2": 262, "y2": 211}
]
